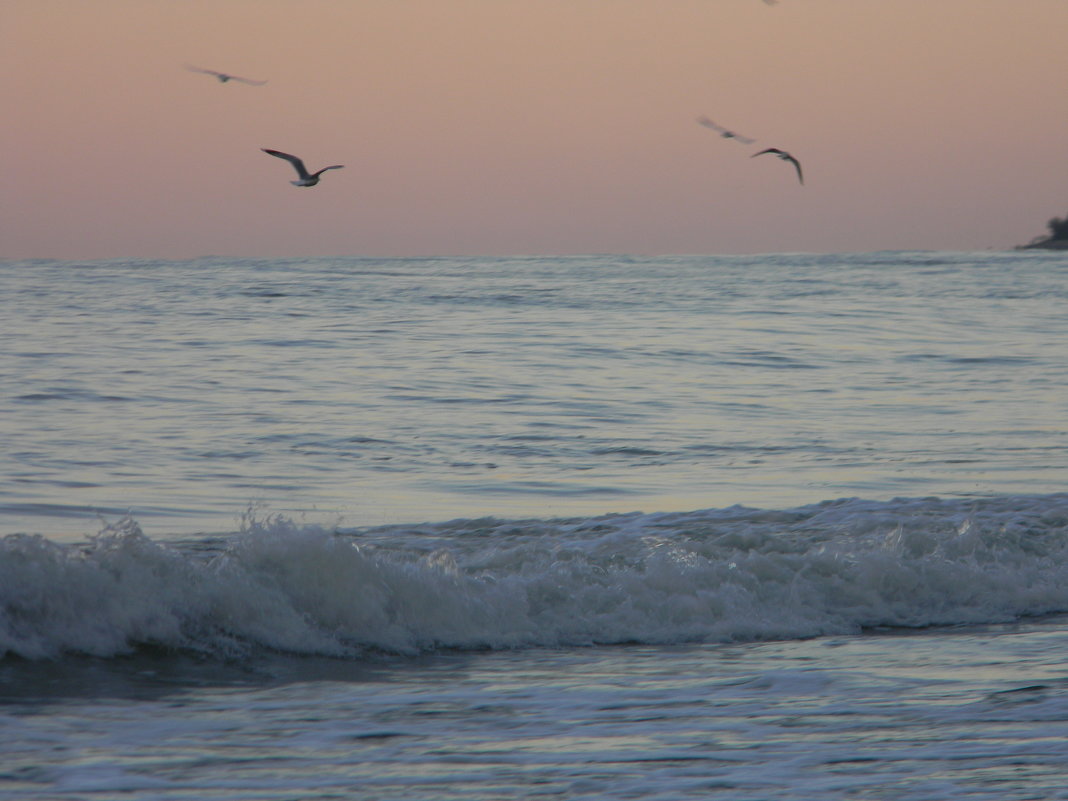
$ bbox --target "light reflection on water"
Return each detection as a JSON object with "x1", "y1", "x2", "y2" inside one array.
[
  {"x1": 4, "y1": 620, "x2": 1068, "y2": 799},
  {"x1": 2, "y1": 251, "x2": 1067, "y2": 540}
]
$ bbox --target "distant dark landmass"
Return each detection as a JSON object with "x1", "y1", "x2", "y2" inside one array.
[{"x1": 1018, "y1": 213, "x2": 1068, "y2": 250}]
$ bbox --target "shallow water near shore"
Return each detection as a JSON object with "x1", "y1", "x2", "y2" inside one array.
[{"x1": 4, "y1": 620, "x2": 1068, "y2": 800}]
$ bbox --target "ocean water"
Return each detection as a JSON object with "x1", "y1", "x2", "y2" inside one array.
[{"x1": 2, "y1": 251, "x2": 1068, "y2": 799}]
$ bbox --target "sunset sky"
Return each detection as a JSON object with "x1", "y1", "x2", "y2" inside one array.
[{"x1": 2, "y1": 0, "x2": 1066, "y2": 259}]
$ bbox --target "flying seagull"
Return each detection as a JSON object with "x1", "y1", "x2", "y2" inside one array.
[
  {"x1": 696, "y1": 116, "x2": 755, "y2": 144},
  {"x1": 751, "y1": 147, "x2": 804, "y2": 185},
  {"x1": 262, "y1": 149, "x2": 345, "y2": 187},
  {"x1": 185, "y1": 65, "x2": 267, "y2": 85}
]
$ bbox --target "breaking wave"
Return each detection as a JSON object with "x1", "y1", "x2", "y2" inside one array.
[{"x1": 4, "y1": 494, "x2": 1068, "y2": 661}]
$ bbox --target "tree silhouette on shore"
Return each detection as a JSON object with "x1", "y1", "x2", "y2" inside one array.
[
  {"x1": 1020, "y1": 212, "x2": 1068, "y2": 249},
  {"x1": 1045, "y1": 215, "x2": 1068, "y2": 241}
]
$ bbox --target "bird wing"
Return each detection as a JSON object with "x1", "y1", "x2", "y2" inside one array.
[
  {"x1": 751, "y1": 148, "x2": 784, "y2": 158},
  {"x1": 696, "y1": 116, "x2": 724, "y2": 133},
  {"x1": 185, "y1": 65, "x2": 222, "y2": 77},
  {"x1": 785, "y1": 155, "x2": 804, "y2": 185},
  {"x1": 262, "y1": 149, "x2": 310, "y2": 179},
  {"x1": 229, "y1": 75, "x2": 268, "y2": 85},
  {"x1": 311, "y1": 165, "x2": 345, "y2": 178}
]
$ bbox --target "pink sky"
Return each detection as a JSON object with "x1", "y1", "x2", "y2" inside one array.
[{"x1": 2, "y1": 0, "x2": 1066, "y2": 259}]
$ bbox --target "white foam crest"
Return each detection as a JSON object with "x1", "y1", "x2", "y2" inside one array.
[{"x1": 3, "y1": 495, "x2": 1068, "y2": 660}]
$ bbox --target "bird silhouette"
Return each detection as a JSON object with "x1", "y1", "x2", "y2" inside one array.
[
  {"x1": 751, "y1": 147, "x2": 804, "y2": 185},
  {"x1": 262, "y1": 149, "x2": 345, "y2": 187},
  {"x1": 185, "y1": 65, "x2": 267, "y2": 85},
  {"x1": 696, "y1": 116, "x2": 755, "y2": 145}
]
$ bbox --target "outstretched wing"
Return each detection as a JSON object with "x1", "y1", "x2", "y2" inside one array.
[
  {"x1": 785, "y1": 155, "x2": 804, "y2": 185},
  {"x1": 186, "y1": 64, "x2": 224, "y2": 78},
  {"x1": 751, "y1": 147, "x2": 785, "y2": 158},
  {"x1": 227, "y1": 75, "x2": 268, "y2": 86},
  {"x1": 262, "y1": 149, "x2": 310, "y2": 179}
]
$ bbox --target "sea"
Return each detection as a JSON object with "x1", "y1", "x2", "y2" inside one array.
[{"x1": 2, "y1": 250, "x2": 1068, "y2": 800}]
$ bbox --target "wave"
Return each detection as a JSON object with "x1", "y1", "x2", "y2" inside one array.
[{"x1": 4, "y1": 494, "x2": 1068, "y2": 661}]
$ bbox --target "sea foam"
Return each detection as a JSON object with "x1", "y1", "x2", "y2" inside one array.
[{"x1": 3, "y1": 494, "x2": 1068, "y2": 661}]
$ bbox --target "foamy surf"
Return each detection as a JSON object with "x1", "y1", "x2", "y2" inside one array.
[{"x1": 4, "y1": 493, "x2": 1068, "y2": 661}]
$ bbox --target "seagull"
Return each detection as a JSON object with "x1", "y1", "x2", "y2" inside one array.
[
  {"x1": 262, "y1": 149, "x2": 345, "y2": 187},
  {"x1": 696, "y1": 116, "x2": 756, "y2": 144},
  {"x1": 185, "y1": 65, "x2": 267, "y2": 85},
  {"x1": 751, "y1": 147, "x2": 804, "y2": 185}
]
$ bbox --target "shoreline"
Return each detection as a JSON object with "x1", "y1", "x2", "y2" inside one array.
[{"x1": 1016, "y1": 238, "x2": 1068, "y2": 250}]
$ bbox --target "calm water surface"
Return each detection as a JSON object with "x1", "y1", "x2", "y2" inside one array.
[{"x1": 3, "y1": 251, "x2": 1066, "y2": 538}]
